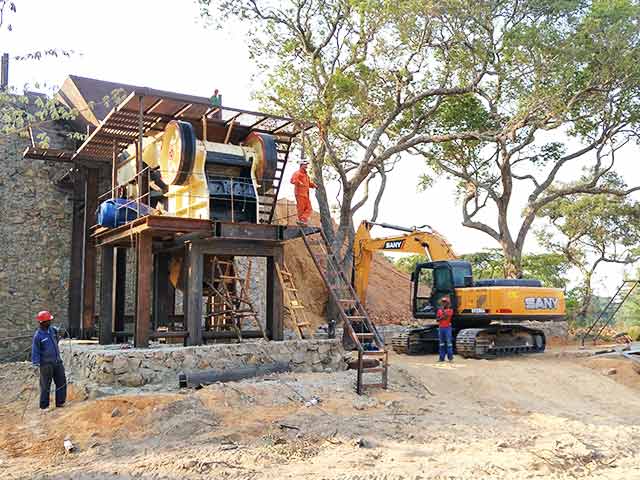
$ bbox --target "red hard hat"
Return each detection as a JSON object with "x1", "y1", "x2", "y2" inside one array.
[{"x1": 36, "y1": 310, "x2": 54, "y2": 322}]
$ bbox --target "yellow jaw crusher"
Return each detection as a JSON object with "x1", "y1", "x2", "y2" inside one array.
[{"x1": 353, "y1": 221, "x2": 566, "y2": 358}]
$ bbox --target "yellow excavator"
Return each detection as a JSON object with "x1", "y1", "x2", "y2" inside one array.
[{"x1": 353, "y1": 221, "x2": 566, "y2": 358}]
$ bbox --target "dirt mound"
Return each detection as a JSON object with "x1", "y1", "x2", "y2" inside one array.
[{"x1": 274, "y1": 199, "x2": 413, "y2": 329}]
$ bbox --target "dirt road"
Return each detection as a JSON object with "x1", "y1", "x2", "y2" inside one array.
[{"x1": 1, "y1": 350, "x2": 639, "y2": 480}]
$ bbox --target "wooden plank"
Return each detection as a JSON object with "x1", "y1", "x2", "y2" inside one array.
[
  {"x1": 184, "y1": 242, "x2": 203, "y2": 346},
  {"x1": 202, "y1": 330, "x2": 264, "y2": 340},
  {"x1": 99, "y1": 246, "x2": 115, "y2": 345},
  {"x1": 114, "y1": 247, "x2": 127, "y2": 336},
  {"x1": 81, "y1": 169, "x2": 99, "y2": 338},
  {"x1": 217, "y1": 222, "x2": 284, "y2": 240},
  {"x1": 135, "y1": 231, "x2": 153, "y2": 347},
  {"x1": 67, "y1": 173, "x2": 84, "y2": 337},
  {"x1": 94, "y1": 215, "x2": 213, "y2": 246},
  {"x1": 196, "y1": 239, "x2": 282, "y2": 257}
]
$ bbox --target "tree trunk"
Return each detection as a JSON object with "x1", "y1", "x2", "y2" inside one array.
[
  {"x1": 313, "y1": 171, "x2": 336, "y2": 245},
  {"x1": 578, "y1": 269, "x2": 596, "y2": 324},
  {"x1": 502, "y1": 244, "x2": 523, "y2": 279}
]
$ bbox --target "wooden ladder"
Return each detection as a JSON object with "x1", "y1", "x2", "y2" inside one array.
[
  {"x1": 276, "y1": 262, "x2": 313, "y2": 339},
  {"x1": 300, "y1": 228, "x2": 388, "y2": 395},
  {"x1": 257, "y1": 137, "x2": 291, "y2": 224},
  {"x1": 205, "y1": 257, "x2": 267, "y2": 340}
]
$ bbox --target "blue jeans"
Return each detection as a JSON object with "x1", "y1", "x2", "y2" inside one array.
[{"x1": 438, "y1": 326, "x2": 453, "y2": 361}]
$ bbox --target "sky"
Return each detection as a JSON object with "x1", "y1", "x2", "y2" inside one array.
[{"x1": 3, "y1": 0, "x2": 639, "y2": 294}]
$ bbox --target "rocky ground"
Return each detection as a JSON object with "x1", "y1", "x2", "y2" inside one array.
[{"x1": 1, "y1": 347, "x2": 640, "y2": 480}]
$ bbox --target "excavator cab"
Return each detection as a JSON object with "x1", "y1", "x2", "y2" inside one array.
[{"x1": 411, "y1": 260, "x2": 473, "y2": 319}]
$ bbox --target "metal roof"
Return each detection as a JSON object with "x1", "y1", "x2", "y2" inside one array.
[{"x1": 72, "y1": 89, "x2": 310, "y2": 163}]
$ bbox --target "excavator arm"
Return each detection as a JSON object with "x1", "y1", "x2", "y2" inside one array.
[{"x1": 353, "y1": 221, "x2": 457, "y2": 304}]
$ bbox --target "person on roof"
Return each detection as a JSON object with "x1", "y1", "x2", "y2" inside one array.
[
  {"x1": 290, "y1": 160, "x2": 317, "y2": 225},
  {"x1": 437, "y1": 296, "x2": 454, "y2": 362},
  {"x1": 31, "y1": 311, "x2": 67, "y2": 410}
]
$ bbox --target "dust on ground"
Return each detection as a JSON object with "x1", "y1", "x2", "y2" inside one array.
[
  {"x1": 2, "y1": 348, "x2": 640, "y2": 480},
  {"x1": 275, "y1": 199, "x2": 413, "y2": 330}
]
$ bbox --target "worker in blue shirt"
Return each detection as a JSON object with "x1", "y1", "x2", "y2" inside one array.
[{"x1": 31, "y1": 310, "x2": 67, "y2": 409}]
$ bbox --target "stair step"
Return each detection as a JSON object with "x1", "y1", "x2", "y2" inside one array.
[
  {"x1": 361, "y1": 367, "x2": 385, "y2": 374},
  {"x1": 296, "y1": 322, "x2": 311, "y2": 327},
  {"x1": 362, "y1": 350, "x2": 387, "y2": 356},
  {"x1": 360, "y1": 383, "x2": 386, "y2": 389},
  {"x1": 355, "y1": 332, "x2": 374, "y2": 337}
]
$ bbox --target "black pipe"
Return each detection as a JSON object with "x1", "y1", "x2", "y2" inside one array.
[{"x1": 178, "y1": 361, "x2": 290, "y2": 388}]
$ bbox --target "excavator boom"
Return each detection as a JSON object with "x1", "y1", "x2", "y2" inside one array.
[{"x1": 353, "y1": 221, "x2": 456, "y2": 304}]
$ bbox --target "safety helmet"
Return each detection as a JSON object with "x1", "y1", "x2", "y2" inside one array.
[
  {"x1": 36, "y1": 310, "x2": 54, "y2": 322},
  {"x1": 441, "y1": 296, "x2": 451, "y2": 305}
]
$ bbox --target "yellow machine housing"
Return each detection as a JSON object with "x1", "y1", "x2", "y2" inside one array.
[{"x1": 117, "y1": 120, "x2": 278, "y2": 222}]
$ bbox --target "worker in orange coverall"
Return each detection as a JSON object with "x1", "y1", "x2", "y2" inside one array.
[{"x1": 290, "y1": 160, "x2": 316, "y2": 225}]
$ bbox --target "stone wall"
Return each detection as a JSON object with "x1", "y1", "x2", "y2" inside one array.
[
  {"x1": 0, "y1": 128, "x2": 74, "y2": 361},
  {"x1": 62, "y1": 339, "x2": 345, "y2": 388}
]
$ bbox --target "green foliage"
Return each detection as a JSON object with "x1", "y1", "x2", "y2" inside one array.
[
  {"x1": 393, "y1": 249, "x2": 570, "y2": 289},
  {"x1": 393, "y1": 255, "x2": 429, "y2": 275},
  {"x1": 538, "y1": 193, "x2": 640, "y2": 265},
  {"x1": 521, "y1": 253, "x2": 571, "y2": 289},
  {"x1": 0, "y1": 87, "x2": 128, "y2": 147},
  {"x1": 538, "y1": 192, "x2": 640, "y2": 320}
]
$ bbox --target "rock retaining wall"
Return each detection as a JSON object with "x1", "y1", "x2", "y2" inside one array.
[{"x1": 62, "y1": 339, "x2": 346, "y2": 388}]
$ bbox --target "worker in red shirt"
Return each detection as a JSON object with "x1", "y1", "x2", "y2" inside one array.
[
  {"x1": 437, "y1": 296, "x2": 454, "y2": 362},
  {"x1": 290, "y1": 160, "x2": 316, "y2": 225}
]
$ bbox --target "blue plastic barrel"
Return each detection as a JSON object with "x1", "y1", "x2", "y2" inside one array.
[{"x1": 97, "y1": 199, "x2": 153, "y2": 228}]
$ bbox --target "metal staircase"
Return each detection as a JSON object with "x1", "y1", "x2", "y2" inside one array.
[
  {"x1": 582, "y1": 279, "x2": 639, "y2": 345},
  {"x1": 258, "y1": 137, "x2": 292, "y2": 224},
  {"x1": 300, "y1": 228, "x2": 388, "y2": 394},
  {"x1": 276, "y1": 262, "x2": 313, "y2": 339}
]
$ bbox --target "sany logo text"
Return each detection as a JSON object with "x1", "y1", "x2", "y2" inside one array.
[
  {"x1": 383, "y1": 240, "x2": 404, "y2": 249},
  {"x1": 524, "y1": 297, "x2": 559, "y2": 310}
]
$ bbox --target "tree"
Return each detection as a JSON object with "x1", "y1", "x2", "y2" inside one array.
[
  {"x1": 537, "y1": 191, "x2": 640, "y2": 321},
  {"x1": 416, "y1": 0, "x2": 640, "y2": 277},
  {"x1": 199, "y1": 0, "x2": 502, "y2": 266}
]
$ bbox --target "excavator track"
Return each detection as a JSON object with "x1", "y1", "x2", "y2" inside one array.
[
  {"x1": 391, "y1": 326, "x2": 438, "y2": 355},
  {"x1": 455, "y1": 324, "x2": 546, "y2": 359}
]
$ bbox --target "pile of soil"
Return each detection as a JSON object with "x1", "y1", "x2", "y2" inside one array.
[{"x1": 273, "y1": 199, "x2": 413, "y2": 329}]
